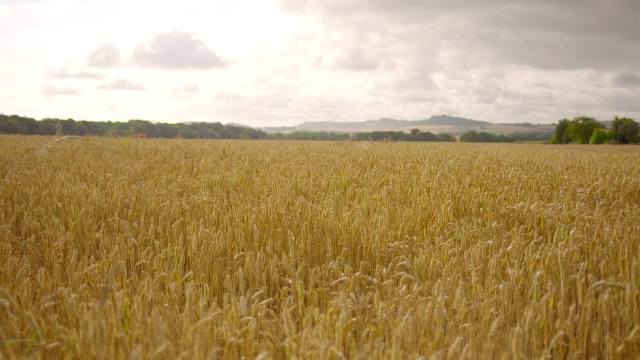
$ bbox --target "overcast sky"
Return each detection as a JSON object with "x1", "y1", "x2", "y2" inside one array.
[{"x1": 1, "y1": 0, "x2": 639, "y2": 126}]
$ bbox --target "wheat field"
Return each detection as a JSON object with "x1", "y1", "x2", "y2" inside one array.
[{"x1": 1, "y1": 136, "x2": 639, "y2": 359}]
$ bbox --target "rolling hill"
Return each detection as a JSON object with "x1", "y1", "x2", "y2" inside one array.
[{"x1": 261, "y1": 115, "x2": 555, "y2": 135}]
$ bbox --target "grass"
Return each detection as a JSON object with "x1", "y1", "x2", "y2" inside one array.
[{"x1": 1, "y1": 135, "x2": 639, "y2": 359}]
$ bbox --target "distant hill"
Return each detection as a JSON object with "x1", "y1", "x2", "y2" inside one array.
[
  {"x1": 420, "y1": 115, "x2": 490, "y2": 127},
  {"x1": 294, "y1": 115, "x2": 489, "y2": 132},
  {"x1": 226, "y1": 122, "x2": 252, "y2": 128},
  {"x1": 261, "y1": 115, "x2": 554, "y2": 135}
]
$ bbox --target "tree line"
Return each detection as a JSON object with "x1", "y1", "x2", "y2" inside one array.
[
  {"x1": 459, "y1": 131, "x2": 515, "y2": 143},
  {"x1": 0, "y1": 114, "x2": 267, "y2": 139},
  {"x1": 550, "y1": 116, "x2": 639, "y2": 144},
  {"x1": 10, "y1": 113, "x2": 618, "y2": 144},
  {"x1": 352, "y1": 129, "x2": 456, "y2": 142},
  {"x1": 1, "y1": 114, "x2": 460, "y2": 142}
]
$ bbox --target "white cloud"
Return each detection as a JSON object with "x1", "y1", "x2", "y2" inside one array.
[
  {"x1": 86, "y1": 44, "x2": 121, "y2": 67},
  {"x1": 98, "y1": 78, "x2": 145, "y2": 91},
  {"x1": 47, "y1": 68, "x2": 105, "y2": 80},
  {"x1": 131, "y1": 31, "x2": 227, "y2": 69},
  {"x1": 172, "y1": 83, "x2": 200, "y2": 96},
  {"x1": 41, "y1": 85, "x2": 81, "y2": 96}
]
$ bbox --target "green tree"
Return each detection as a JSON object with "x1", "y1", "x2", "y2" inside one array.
[
  {"x1": 40, "y1": 119, "x2": 59, "y2": 135},
  {"x1": 128, "y1": 119, "x2": 159, "y2": 137},
  {"x1": 176, "y1": 124, "x2": 198, "y2": 139},
  {"x1": 460, "y1": 131, "x2": 478, "y2": 142},
  {"x1": 0, "y1": 118, "x2": 27, "y2": 134},
  {"x1": 157, "y1": 123, "x2": 179, "y2": 138},
  {"x1": 566, "y1": 116, "x2": 605, "y2": 144},
  {"x1": 61, "y1": 118, "x2": 78, "y2": 135},
  {"x1": 589, "y1": 129, "x2": 609, "y2": 144},
  {"x1": 609, "y1": 116, "x2": 639, "y2": 144},
  {"x1": 460, "y1": 131, "x2": 514, "y2": 143},
  {"x1": 551, "y1": 119, "x2": 571, "y2": 144},
  {"x1": 409, "y1": 129, "x2": 438, "y2": 142},
  {"x1": 82, "y1": 120, "x2": 106, "y2": 136},
  {"x1": 437, "y1": 133, "x2": 456, "y2": 142},
  {"x1": 21, "y1": 116, "x2": 41, "y2": 134}
]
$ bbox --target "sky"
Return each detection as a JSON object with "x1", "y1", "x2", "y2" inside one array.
[{"x1": 1, "y1": 0, "x2": 639, "y2": 127}]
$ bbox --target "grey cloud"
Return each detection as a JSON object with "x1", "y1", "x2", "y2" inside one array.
[
  {"x1": 613, "y1": 72, "x2": 640, "y2": 87},
  {"x1": 318, "y1": 29, "x2": 396, "y2": 71},
  {"x1": 479, "y1": 1, "x2": 640, "y2": 43},
  {"x1": 461, "y1": 2, "x2": 640, "y2": 70},
  {"x1": 312, "y1": 0, "x2": 515, "y2": 22},
  {"x1": 41, "y1": 85, "x2": 81, "y2": 96},
  {"x1": 321, "y1": 46, "x2": 382, "y2": 71},
  {"x1": 616, "y1": 98, "x2": 640, "y2": 112},
  {"x1": 310, "y1": 0, "x2": 640, "y2": 72},
  {"x1": 48, "y1": 68, "x2": 105, "y2": 80},
  {"x1": 472, "y1": 87, "x2": 501, "y2": 105},
  {"x1": 604, "y1": 91, "x2": 640, "y2": 112},
  {"x1": 456, "y1": 29, "x2": 640, "y2": 71},
  {"x1": 366, "y1": 74, "x2": 438, "y2": 106},
  {"x1": 131, "y1": 31, "x2": 227, "y2": 69},
  {"x1": 390, "y1": 74, "x2": 437, "y2": 92},
  {"x1": 501, "y1": 88, "x2": 557, "y2": 104},
  {"x1": 316, "y1": 0, "x2": 630, "y2": 20},
  {"x1": 86, "y1": 44, "x2": 121, "y2": 67},
  {"x1": 98, "y1": 78, "x2": 145, "y2": 91}
]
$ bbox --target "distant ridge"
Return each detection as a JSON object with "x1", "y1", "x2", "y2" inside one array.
[
  {"x1": 262, "y1": 115, "x2": 493, "y2": 133},
  {"x1": 296, "y1": 115, "x2": 489, "y2": 131},
  {"x1": 422, "y1": 115, "x2": 490, "y2": 126},
  {"x1": 226, "y1": 122, "x2": 252, "y2": 128}
]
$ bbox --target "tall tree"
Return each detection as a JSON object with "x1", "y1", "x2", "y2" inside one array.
[
  {"x1": 552, "y1": 119, "x2": 572, "y2": 144},
  {"x1": 589, "y1": 129, "x2": 609, "y2": 144},
  {"x1": 609, "y1": 116, "x2": 639, "y2": 144},
  {"x1": 566, "y1": 116, "x2": 605, "y2": 144}
]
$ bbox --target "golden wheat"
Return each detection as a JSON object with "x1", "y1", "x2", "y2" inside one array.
[{"x1": 1, "y1": 135, "x2": 639, "y2": 359}]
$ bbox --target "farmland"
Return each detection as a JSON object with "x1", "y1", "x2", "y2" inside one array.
[{"x1": 1, "y1": 136, "x2": 639, "y2": 359}]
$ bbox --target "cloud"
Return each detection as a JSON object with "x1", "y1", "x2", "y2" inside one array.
[
  {"x1": 41, "y1": 85, "x2": 81, "y2": 96},
  {"x1": 365, "y1": 73, "x2": 438, "y2": 106},
  {"x1": 321, "y1": 46, "x2": 383, "y2": 71},
  {"x1": 47, "y1": 68, "x2": 105, "y2": 80},
  {"x1": 613, "y1": 72, "x2": 640, "y2": 87},
  {"x1": 98, "y1": 78, "x2": 145, "y2": 91},
  {"x1": 613, "y1": 93, "x2": 640, "y2": 112},
  {"x1": 309, "y1": 0, "x2": 640, "y2": 72},
  {"x1": 455, "y1": 21, "x2": 640, "y2": 70},
  {"x1": 86, "y1": 44, "x2": 121, "y2": 67},
  {"x1": 131, "y1": 31, "x2": 227, "y2": 69},
  {"x1": 172, "y1": 83, "x2": 200, "y2": 96}
]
